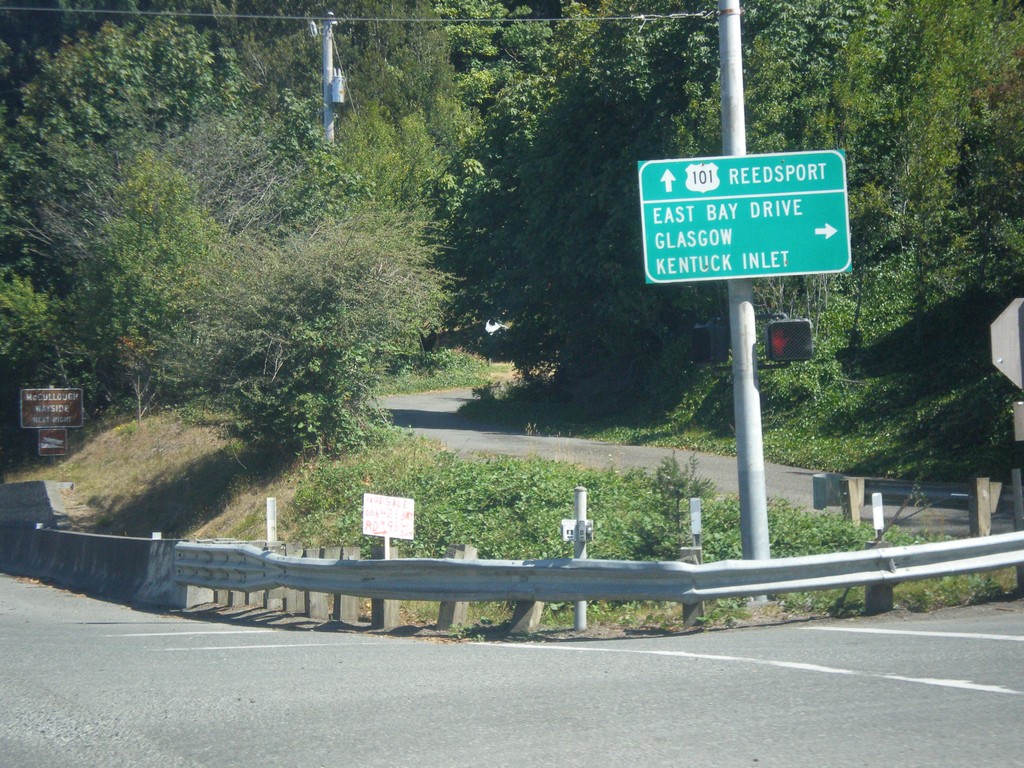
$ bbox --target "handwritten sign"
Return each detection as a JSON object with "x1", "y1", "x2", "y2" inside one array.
[{"x1": 362, "y1": 493, "x2": 415, "y2": 540}]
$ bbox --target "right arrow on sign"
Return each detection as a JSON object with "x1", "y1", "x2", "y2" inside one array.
[{"x1": 815, "y1": 223, "x2": 838, "y2": 239}]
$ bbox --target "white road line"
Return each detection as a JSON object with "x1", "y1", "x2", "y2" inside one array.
[
  {"x1": 804, "y1": 626, "x2": 1024, "y2": 642},
  {"x1": 155, "y1": 642, "x2": 369, "y2": 652},
  {"x1": 478, "y1": 643, "x2": 1022, "y2": 696},
  {"x1": 108, "y1": 629, "x2": 275, "y2": 638}
]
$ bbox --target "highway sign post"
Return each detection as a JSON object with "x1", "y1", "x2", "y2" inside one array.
[{"x1": 638, "y1": 150, "x2": 851, "y2": 283}]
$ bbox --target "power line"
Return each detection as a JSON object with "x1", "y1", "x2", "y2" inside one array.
[{"x1": 0, "y1": 5, "x2": 715, "y2": 25}]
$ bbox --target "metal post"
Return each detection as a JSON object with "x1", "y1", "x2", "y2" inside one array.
[
  {"x1": 266, "y1": 497, "x2": 278, "y2": 544},
  {"x1": 322, "y1": 12, "x2": 335, "y2": 142},
  {"x1": 719, "y1": 0, "x2": 770, "y2": 563},
  {"x1": 1013, "y1": 469, "x2": 1023, "y2": 589},
  {"x1": 1014, "y1": 469, "x2": 1023, "y2": 532},
  {"x1": 574, "y1": 485, "x2": 587, "y2": 631},
  {"x1": 682, "y1": 498, "x2": 705, "y2": 627},
  {"x1": 689, "y1": 497, "x2": 703, "y2": 551}
]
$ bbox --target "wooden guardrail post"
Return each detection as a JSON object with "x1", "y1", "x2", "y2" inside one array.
[
  {"x1": 509, "y1": 601, "x2": 543, "y2": 634},
  {"x1": 968, "y1": 477, "x2": 998, "y2": 537},
  {"x1": 371, "y1": 545, "x2": 400, "y2": 630},
  {"x1": 282, "y1": 543, "x2": 306, "y2": 614},
  {"x1": 329, "y1": 546, "x2": 361, "y2": 623},
  {"x1": 263, "y1": 542, "x2": 285, "y2": 611},
  {"x1": 842, "y1": 477, "x2": 865, "y2": 525},
  {"x1": 437, "y1": 544, "x2": 477, "y2": 630},
  {"x1": 303, "y1": 548, "x2": 331, "y2": 621},
  {"x1": 679, "y1": 546, "x2": 704, "y2": 628}
]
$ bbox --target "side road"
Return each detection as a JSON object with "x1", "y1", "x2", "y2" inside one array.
[{"x1": 382, "y1": 390, "x2": 817, "y2": 511}]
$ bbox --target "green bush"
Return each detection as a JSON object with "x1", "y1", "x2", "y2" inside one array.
[
  {"x1": 289, "y1": 437, "x2": 908, "y2": 564},
  {"x1": 179, "y1": 210, "x2": 446, "y2": 455},
  {"x1": 379, "y1": 348, "x2": 490, "y2": 395}
]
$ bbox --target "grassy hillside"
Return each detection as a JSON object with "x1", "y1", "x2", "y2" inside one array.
[
  {"x1": 6, "y1": 412, "x2": 297, "y2": 539},
  {"x1": 5, "y1": 352, "x2": 497, "y2": 539}
]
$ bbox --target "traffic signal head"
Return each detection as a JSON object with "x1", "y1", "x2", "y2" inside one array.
[
  {"x1": 692, "y1": 320, "x2": 729, "y2": 364},
  {"x1": 765, "y1": 318, "x2": 814, "y2": 362}
]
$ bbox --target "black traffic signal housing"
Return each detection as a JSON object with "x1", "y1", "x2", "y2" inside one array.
[
  {"x1": 692, "y1": 319, "x2": 729, "y2": 364},
  {"x1": 765, "y1": 317, "x2": 814, "y2": 362}
]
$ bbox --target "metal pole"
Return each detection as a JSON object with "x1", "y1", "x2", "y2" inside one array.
[
  {"x1": 719, "y1": 0, "x2": 770, "y2": 561},
  {"x1": 1013, "y1": 469, "x2": 1023, "y2": 532},
  {"x1": 322, "y1": 12, "x2": 335, "y2": 142},
  {"x1": 266, "y1": 497, "x2": 278, "y2": 544},
  {"x1": 574, "y1": 485, "x2": 587, "y2": 631},
  {"x1": 1013, "y1": 469, "x2": 1023, "y2": 589}
]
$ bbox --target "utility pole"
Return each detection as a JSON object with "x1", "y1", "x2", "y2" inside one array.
[
  {"x1": 719, "y1": 0, "x2": 770, "y2": 562},
  {"x1": 321, "y1": 11, "x2": 336, "y2": 142}
]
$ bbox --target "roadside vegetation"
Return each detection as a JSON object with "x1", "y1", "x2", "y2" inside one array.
[
  {"x1": 4, "y1": 1, "x2": 1023, "y2": 481},
  {"x1": 380, "y1": 348, "x2": 494, "y2": 395},
  {"x1": 7, "y1": 351, "x2": 1017, "y2": 633}
]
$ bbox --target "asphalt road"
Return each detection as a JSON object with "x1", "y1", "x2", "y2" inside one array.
[{"x1": 3, "y1": 573, "x2": 1024, "y2": 767}]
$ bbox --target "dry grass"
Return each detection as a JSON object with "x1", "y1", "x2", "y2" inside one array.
[{"x1": 7, "y1": 412, "x2": 297, "y2": 539}]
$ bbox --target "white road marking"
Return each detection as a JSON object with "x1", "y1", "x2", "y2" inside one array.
[
  {"x1": 804, "y1": 625, "x2": 1024, "y2": 642},
  {"x1": 479, "y1": 643, "x2": 1022, "y2": 696},
  {"x1": 108, "y1": 629, "x2": 275, "y2": 638},
  {"x1": 155, "y1": 642, "x2": 368, "y2": 652}
]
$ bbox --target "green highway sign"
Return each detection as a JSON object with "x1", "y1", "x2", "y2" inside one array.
[{"x1": 638, "y1": 150, "x2": 851, "y2": 283}]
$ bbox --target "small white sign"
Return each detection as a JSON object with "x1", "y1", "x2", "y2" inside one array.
[
  {"x1": 689, "y1": 498, "x2": 703, "y2": 536},
  {"x1": 561, "y1": 519, "x2": 576, "y2": 542},
  {"x1": 362, "y1": 493, "x2": 415, "y2": 540},
  {"x1": 871, "y1": 493, "x2": 885, "y2": 533}
]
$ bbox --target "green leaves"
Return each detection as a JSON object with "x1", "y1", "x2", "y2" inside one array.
[
  {"x1": 179, "y1": 209, "x2": 447, "y2": 455},
  {"x1": 69, "y1": 150, "x2": 221, "y2": 408},
  {"x1": 291, "y1": 437, "x2": 892, "y2": 563},
  {"x1": 19, "y1": 19, "x2": 242, "y2": 147}
]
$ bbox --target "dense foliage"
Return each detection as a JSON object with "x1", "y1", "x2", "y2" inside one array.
[
  {"x1": 1, "y1": 1, "x2": 1023, "y2": 476},
  {"x1": 0, "y1": 3, "x2": 457, "y2": 461},
  {"x1": 290, "y1": 439, "x2": 894, "y2": 561}
]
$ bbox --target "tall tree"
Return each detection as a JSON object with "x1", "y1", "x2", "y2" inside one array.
[
  {"x1": 71, "y1": 150, "x2": 222, "y2": 414},
  {"x1": 5, "y1": 18, "x2": 244, "y2": 290}
]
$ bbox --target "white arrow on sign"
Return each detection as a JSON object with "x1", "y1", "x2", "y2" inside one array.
[
  {"x1": 660, "y1": 169, "x2": 676, "y2": 193},
  {"x1": 815, "y1": 223, "x2": 838, "y2": 239}
]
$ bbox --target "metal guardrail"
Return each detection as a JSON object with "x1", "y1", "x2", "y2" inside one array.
[
  {"x1": 175, "y1": 532, "x2": 1024, "y2": 605},
  {"x1": 862, "y1": 478, "x2": 971, "y2": 506}
]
